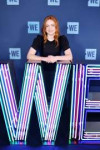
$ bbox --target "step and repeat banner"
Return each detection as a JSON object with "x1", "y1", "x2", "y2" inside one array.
[
  {"x1": 0, "y1": 0, "x2": 100, "y2": 90},
  {"x1": 0, "y1": 0, "x2": 100, "y2": 145}
]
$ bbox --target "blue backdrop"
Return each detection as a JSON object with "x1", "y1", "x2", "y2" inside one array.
[{"x1": 0, "y1": 0, "x2": 100, "y2": 91}]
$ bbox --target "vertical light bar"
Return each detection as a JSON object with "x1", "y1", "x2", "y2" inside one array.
[
  {"x1": 34, "y1": 65, "x2": 48, "y2": 140},
  {"x1": 44, "y1": 64, "x2": 61, "y2": 142},
  {"x1": 69, "y1": 64, "x2": 76, "y2": 140},
  {"x1": 44, "y1": 64, "x2": 71, "y2": 143},
  {"x1": 69, "y1": 64, "x2": 86, "y2": 142},
  {"x1": 50, "y1": 65, "x2": 67, "y2": 141},
  {"x1": 0, "y1": 63, "x2": 18, "y2": 142},
  {"x1": 4, "y1": 64, "x2": 18, "y2": 128},
  {"x1": 0, "y1": 64, "x2": 16, "y2": 141},
  {"x1": 21, "y1": 64, "x2": 36, "y2": 140},
  {"x1": 72, "y1": 64, "x2": 78, "y2": 139},
  {"x1": 74, "y1": 64, "x2": 82, "y2": 139},
  {"x1": 1, "y1": 65, "x2": 14, "y2": 141},
  {"x1": 21, "y1": 64, "x2": 35, "y2": 140},
  {"x1": 0, "y1": 81, "x2": 11, "y2": 142},
  {"x1": 21, "y1": 63, "x2": 38, "y2": 141},
  {"x1": 54, "y1": 64, "x2": 71, "y2": 141},
  {"x1": 78, "y1": 65, "x2": 86, "y2": 140},
  {"x1": 80, "y1": 64, "x2": 88, "y2": 141},
  {"x1": 16, "y1": 63, "x2": 30, "y2": 140},
  {"x1": 16, "y1": 63, "x2": 38, "y2": 141}
]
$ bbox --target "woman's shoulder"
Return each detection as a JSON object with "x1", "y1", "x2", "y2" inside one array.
[
  {"x1": 35, "y1": 34, "x2": 43, "y2": 41},
  {"x1": 59, "y1": 35, "x2": 68, "y2": 41},
  {"x1": 31, "y1": 35, "x2": 43, "y2": 49},
  {"x1": 59, "y1": 35, "x2": 70, "y2": 49}
]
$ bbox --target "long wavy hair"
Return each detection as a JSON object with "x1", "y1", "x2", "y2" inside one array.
[{"x1": 42, "y1": 15, "x2": 60, "y2": 46}]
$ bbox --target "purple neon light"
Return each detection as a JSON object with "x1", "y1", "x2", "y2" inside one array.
[
  {"x1": 79, "y1": 65, "x2": 86, "y2": 140},
  {"x1": 74, "y1": 64, "x2": 82, "y2": 138},
  {"x1": 20, "y1": 64, "x2": 36, "y2": 140},
  {"x1": 1, "y1": 64, "x2": 17, "y2": 133},
  {"x1": 49, "y1": 65, "x2": 64, "y2": 140},
  {"x1": 5, "y1": 64, "x2": 18, "y2": 125},
  {"x1": 38, "y1": 74, "x2": 48, "y2": 124},
  {"x1": 71, "y1": 65, "x2": 77, "y2": 138},
  {"x1": 19, "y1": 64, "x2": 33, "y2": 140},
  {"x1": 78, "y1": 65, "x2": 85, "y2": 140},
  {"x1": 37, "y1": 75, "x2": 47, "y2": 127},
  {"x1": 47, "y1": 65, "x2": 63, "y2": 140},
  {"x1": 16, "y1": 63, "x2": 37, "y2": 140},
  {"x1": 45, "y1": 64, "x2": 68, "y2": 141},
  {"x1": 3, "y1": 64, "x2": 18, "y2": 128}
]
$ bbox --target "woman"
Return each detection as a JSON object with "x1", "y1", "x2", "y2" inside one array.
[{"x1": 27, "y1": 15, "x2": 73, "y2": 102}]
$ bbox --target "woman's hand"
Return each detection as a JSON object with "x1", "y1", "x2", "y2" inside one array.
[
  {"x1": 42, "y1": 57, "x2": 51, "y2": 63},
  {"x1": 42, "y1": 56, "x2": 57, "y2": 63},
  {"x1": 48, "y1": 55, "x2": 57, "y2": 63}
]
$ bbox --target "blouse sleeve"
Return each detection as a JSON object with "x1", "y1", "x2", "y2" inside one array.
[
  {"x1": 60, "y1": 35, "x2": 70, "y2": 51},
  {"x1": 31, "y1": 35, "x2": 42, "y2": 53}
]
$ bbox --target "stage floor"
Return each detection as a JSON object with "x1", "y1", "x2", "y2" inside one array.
[{"x1": 0, "y1": 145, "x2": 100, "y2": 150}]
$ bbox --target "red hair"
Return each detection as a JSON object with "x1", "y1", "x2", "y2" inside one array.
[{"x1": 42, "y1": 15, "x2": 60, "y2": 46}]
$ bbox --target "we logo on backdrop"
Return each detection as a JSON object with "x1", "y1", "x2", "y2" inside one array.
[
  {"x1": 7, "y1": 0, "x2": 19, "y2": 5},
  {"x1": 88, "y1": 0, "x2": 100, "y2": 7},
  {"x1": 48, "y1": 0, "x2": 60, "y2": 6},
  {"x1": 28, "y1": 21, "x2": 40, "y2": 34},
  {"x1": 67, "y1": 22, "x2": 79, "y2": 34},
  {"x1": 9, "y1": 48, "x2": 21, "y2": 59},
  {"x1": 85, "y1": 49, "x2": 97, "y2": 60}
]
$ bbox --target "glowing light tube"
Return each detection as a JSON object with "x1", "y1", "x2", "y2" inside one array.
[
  {"x1": 0, "y1": 63, "x2": 18, "y2": 142},
  {"x1": 16, "y1": 63, "x2": 38, "y2": 141},
  {"x1": 44, "y1": 64, "x2": 71, "y2": 143},
  {"x1": 69, "y1": 64, "x2": 86, "y2": 142}
]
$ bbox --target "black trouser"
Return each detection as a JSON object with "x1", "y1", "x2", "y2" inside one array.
[{"x1": 42, "y1": 70, "x2": 55, "y2": 104}]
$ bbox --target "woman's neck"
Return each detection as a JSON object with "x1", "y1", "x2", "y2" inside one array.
[{"x1": 47, "y1": 35, "x2": 54, "y2": 41}]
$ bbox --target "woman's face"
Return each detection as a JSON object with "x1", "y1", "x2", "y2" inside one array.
[{"x1": 45, "y1": 19, "x2": 56, "y2": 36}]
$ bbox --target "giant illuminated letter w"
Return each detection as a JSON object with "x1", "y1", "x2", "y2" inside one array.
[{"x1": 0, "y1": 63, "x2": 71, "y2": 144}]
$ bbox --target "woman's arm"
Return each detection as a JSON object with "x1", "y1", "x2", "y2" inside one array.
[
  {"x1": 57, "y1": 48, "x2": 73, "y2": 62},
  {"x1": 27, "y1": 47, "x2": 43, "y2": 61},
  {"x1": 48, "y1": 48, "x2": 73, "y2": 63},
  {"x1": 27, "y1": 47, "x2": 50, "y2": 62}
]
